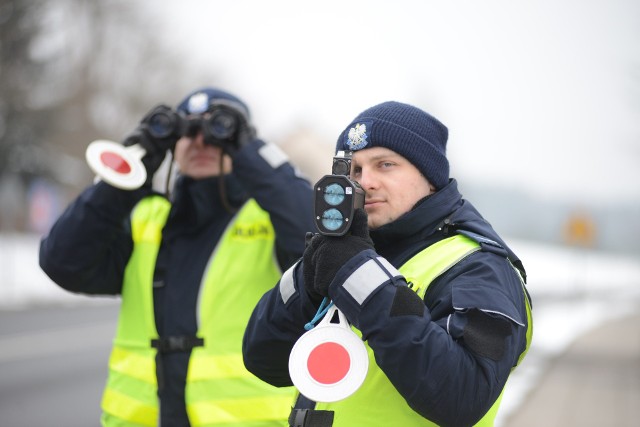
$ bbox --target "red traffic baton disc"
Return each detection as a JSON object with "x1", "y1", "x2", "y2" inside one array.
[
  {"x1": 289, "y1": 306, "x2": 368, "y2": 402},
  {"x1": 85, "y1": 140, "x2": 147, "y2": 190}
]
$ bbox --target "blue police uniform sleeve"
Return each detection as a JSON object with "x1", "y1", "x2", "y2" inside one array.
[
  {"x1": 242, "y1": 260, "x2": 320, "y2": 387},
  {"x1": 326, "y1": 249, "x2": 528, "y2": 427},
  {"x1": 230, "y1": 139, "x2": 314, "y2": 270},
  {"x1": 39, "y1": 181, "x2": 149, "y2": 295}
]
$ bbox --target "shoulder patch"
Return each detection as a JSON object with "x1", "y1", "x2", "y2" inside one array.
[
  {"x1": 390, "y1": 285, "x2": 425, "y2": 317},
  {"x1": 463, "y1": 309, "x2": 512, "y2": 361}
]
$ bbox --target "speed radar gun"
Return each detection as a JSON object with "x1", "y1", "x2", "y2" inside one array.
[
  {"x1": 85, "y1": 101, "x2": 243, "y2": 190},
  {"x1": 288, "y1": 151, "x2": 368, "y2": 408},
  {"x1": 313, "y1": 150, "x2": 365, "y2": 236}
]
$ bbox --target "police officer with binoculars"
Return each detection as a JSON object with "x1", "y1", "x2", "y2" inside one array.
[{"x1": 40, "y1": 87, "x2": 315, "y2": 427}]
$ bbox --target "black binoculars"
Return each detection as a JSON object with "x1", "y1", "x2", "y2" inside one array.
[
  {"x1": 313, "y1": 150, "x2": 365, "y2": 236},
  {"x1": 142, "y1": 102, "x2": 241, "y2": 149}
]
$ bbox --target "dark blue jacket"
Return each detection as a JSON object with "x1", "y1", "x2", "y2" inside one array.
[
  {"x1": 39, "y1": 139, "x2": 315, "y2": 427},
  {"x1": 242, "y1": 179, "x2": 531, "y2": 427}
]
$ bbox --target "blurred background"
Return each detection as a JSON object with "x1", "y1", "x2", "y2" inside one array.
[
  {"x1": 1, "y1": 0, "x2": 639, "y2": 426},
  {"x1": 1, "y1": 0, "x2": 639, "y2": 248}
]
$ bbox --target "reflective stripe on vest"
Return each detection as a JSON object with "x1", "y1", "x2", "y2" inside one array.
[
  {"x1": 101, "y1": 196, "x2": 295, "y2": 427},
  {"x1": 316, "y1": 234, "x2": 532, "y2": 427}
]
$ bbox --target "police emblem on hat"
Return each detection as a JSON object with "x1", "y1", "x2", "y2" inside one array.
[
  {"x1": 345, "y1": 122, "x2": 370, "y2": 150},
  {"x1": 187, "y1": 92, "x2": 210, "y2": 114}
]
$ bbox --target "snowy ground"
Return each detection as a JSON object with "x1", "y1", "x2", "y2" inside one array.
[{"x1": 1, "y1": 233, "x2": 639, "y2": 425}]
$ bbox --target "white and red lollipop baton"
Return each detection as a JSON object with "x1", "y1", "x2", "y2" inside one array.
[
  {"x1": 85, "y1": 140, "x2": 148, "y2": 190},
  {"x1": 289, "y1": 304, "x2": 368, "y2": 402}
]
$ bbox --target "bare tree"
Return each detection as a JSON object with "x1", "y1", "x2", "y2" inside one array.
[{"x1": 0, "y1": 0, "x2": 218, "y2": 231}]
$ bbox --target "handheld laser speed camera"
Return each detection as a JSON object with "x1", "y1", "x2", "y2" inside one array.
[{"x1": 313, "y1": 150, "x2": 365, "y2": 236}]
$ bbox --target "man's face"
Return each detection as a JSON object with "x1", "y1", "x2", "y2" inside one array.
[
  {"x1": 174, "y1": 132, "x2": 232, "y2": 179},
  {"x1": 350, "y1": 146, "x2": 435, "y2": 230}
]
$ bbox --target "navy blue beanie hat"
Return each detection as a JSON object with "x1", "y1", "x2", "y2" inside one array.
[
  {"x1": 336, "y1": 101, "x2": 450, "y2": 189},
  {"x1": 176, "y1": 87, "x2": 250, "y2": 117}
]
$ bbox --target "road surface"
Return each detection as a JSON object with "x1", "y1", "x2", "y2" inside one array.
[{"x1": 0, "y1": 302, "x2": 119, "y2": 427}]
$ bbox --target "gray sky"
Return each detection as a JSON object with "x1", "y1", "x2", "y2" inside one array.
[{"x1": 143, "y1": 0, "x2": 640, "y2": 204}]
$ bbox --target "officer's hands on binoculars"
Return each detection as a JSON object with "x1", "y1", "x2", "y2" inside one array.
[
  {"x1": 122, "y1": 104, "x2": 180, "y2": 185},
  {"x1": 120, "y1": 100, "x2": 257, "y2": 186},
  {"x1": 303, "y1": 208, "x2": 374, "y2": 303}
]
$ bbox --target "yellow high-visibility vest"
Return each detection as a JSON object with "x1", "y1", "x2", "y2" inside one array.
[
  {"x1": 101, "y1": 195, "x2": 295, "y2": 427},
  {"x1": 316, "y1": 234, "x2": 533, "y2": 426}
]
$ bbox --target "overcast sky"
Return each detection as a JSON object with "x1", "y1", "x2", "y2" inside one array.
[{"x1": 141, "y1": 0, "x2": 640, "y2": 204}]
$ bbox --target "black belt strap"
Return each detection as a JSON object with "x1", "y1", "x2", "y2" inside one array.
[
  {"x1": 152, "y1": 335, "x2": 204, "y2": 392},
  {"x1": 151, "y1": 335, "x2": 204, "y2": 353},
  {"x1": 289, "y1": 409, "x2": 334, "y2": 427},
  {"x1": 289, "y1": 394, "x2": 334, "y2": 427}
]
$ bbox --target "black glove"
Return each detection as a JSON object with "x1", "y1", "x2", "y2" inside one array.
[
  {"x1": 303, "y1": 209, "x2": 374, "y2": 303},
  {"x1": 122, "y1": 130, "x2": 166, "y2": 186},
  {"x1": 203, "y1": 100, "x2": 256, "y2": 154},
  {"x1": 123, "y1": 104, "x2": 182, "y2": 185}
]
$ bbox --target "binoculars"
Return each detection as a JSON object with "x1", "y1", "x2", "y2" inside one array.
[
  {"x1": 143, "y1": 102, "x2": 241, "y2": 149},
  {"x1": 313, "y1": 150, "x2": 365, "y2": 236},
  {"x1": 85, "y1": 101, "x2": 247, "y2": 190}
]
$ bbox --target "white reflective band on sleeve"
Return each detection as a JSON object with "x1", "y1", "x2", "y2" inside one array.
[
  {"x1": 279, "y1": 262, "x2": 297, "y2": 304},
  {"x1": 343, "y1": 258, "x2": 397, "y2": 305},
  {"x1": 258, "y1": 143, "x2": 289, "y2": 169}
]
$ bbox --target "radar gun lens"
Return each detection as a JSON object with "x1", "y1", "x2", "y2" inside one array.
[
  {"x1": 321, "y1": 208, "x2": 344, "y2": 231},
  {"x1": 323, "y1": 183, "x2": 346, "y2": 206}
]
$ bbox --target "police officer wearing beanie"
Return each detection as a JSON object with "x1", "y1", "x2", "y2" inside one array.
[
  {"x1": 243, "y1": 101, "x2": 533, "y2": 427},
  {"x1": 39, "y1": 88, "x2": 314, "y2": 426}
]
